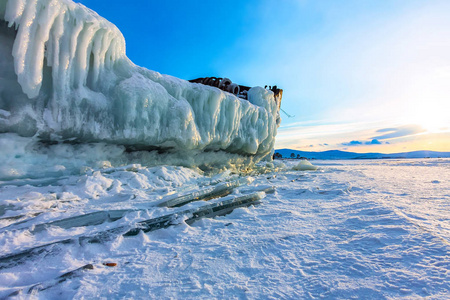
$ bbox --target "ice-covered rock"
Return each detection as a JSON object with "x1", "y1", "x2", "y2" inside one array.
[
  {"x1": 292, "y1": 160, "x2": 318, "y2": 171},
  {"x1": 0, "y1": 0, "x2": 280, "y2": 173}
]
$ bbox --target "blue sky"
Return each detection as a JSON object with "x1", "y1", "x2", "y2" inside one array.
[{"x1": 77, "y1": 0, "x2": 450, "y2": 153}]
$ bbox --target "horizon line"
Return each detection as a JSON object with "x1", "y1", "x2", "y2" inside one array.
[{"x1": 275, "y1": 148, "x2": 450, "y2": 155}]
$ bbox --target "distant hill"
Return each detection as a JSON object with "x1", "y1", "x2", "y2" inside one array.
[{"x1": 275, "y1": 149, "x2": 450, "y2": 160}]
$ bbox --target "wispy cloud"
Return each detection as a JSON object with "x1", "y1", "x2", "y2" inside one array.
[
  {"x1": 275, "y1": 121, "x2": 447, "y2": 153},
  {"x1": 372, "y1": 125, "x2": 425, "y2": 140}
]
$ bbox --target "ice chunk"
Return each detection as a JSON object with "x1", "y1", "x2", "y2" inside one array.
[
  {"x1": 292, "y1": 160, "x2": 318, "y2": 171},
  {"x1": 0, "y1": 0, "x2": 280, "y2": 170}
]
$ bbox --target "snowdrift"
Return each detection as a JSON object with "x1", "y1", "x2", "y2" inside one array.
[{"x1": 0, "y1": 0, "x2": 281, "y2": 177}]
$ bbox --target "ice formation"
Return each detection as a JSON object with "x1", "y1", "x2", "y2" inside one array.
[
  {"x1": 292, "y1": 160, "x2": 318, "y2": 171},
  {"x1": 0, "y1": 0, "x2": 281, "y2": 176}
]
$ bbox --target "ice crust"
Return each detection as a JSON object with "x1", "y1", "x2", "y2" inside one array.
[
  {"x1": 0, "y1": 159, "x2": 449, "y2": 298},
  {"x1": 0, "y1": 0, "x2": 280, "y2": 165}
]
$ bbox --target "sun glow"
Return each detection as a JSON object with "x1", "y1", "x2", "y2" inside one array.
[
  {"x1": 392, "y1": 61, "x2": 450, "y2": 134},
  {"x1": 400, "y1": 97, "x2": 450, "y2": 134}
]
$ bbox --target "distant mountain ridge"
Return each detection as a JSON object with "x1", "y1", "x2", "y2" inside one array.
[{"x1": 275, "y1": 149, "x2": 450, "y2": 160}]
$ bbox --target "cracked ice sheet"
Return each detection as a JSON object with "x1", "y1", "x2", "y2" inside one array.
[{"x1": 0, "y1": 159, "x2": 449, "y2": 299}]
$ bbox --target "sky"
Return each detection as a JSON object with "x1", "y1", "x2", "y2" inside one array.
[{"x1": 76, "y1": 0, "x2": 450, "y2": 153}]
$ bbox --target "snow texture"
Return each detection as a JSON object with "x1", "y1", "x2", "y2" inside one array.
[
  {"x1": 0, "y1": 0, "x2": 280, "y2": 165},
  {"x1": 0, "y1": 159, "x2": 449, "y2": 298}
]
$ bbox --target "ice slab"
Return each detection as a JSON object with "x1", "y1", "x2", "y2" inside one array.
[{"x1": 0, "y1": 0, "x2": 280, "y2": 173}]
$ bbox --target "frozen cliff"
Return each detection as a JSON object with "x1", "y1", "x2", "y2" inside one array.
[{"x1": 0, "y1": 0, "x2": 281, "y2": 178}]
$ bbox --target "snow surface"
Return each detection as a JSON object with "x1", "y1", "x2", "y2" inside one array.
[
  {"x1": 0, "y1": 158, "x2": 449, "y2": 299},
  {"x1": 0, "y1": 0, "x2": 280, "y2": 165}
]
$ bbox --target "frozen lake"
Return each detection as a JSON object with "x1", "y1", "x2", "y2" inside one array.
[{"x1": 0, "y1": 158, "x2": 449, "y2": 299}]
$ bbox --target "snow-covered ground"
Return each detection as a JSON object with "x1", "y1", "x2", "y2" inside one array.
[{"x1": 0, "y1": 158, "x2": 448, "y2": 299}]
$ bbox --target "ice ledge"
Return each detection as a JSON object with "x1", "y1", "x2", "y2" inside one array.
[{"x1": 0, "y1": 0, "x2": 280, "y2": 167}]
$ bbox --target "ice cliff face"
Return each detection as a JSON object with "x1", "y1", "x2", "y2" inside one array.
[{"x1": 0, "y1": 0, "x2": 280, "y2": 166}]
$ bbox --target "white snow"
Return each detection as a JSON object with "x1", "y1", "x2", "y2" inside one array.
[
  {"x1": 1, "y1": 0, "x2": 448, "y2": 298},
  {"x1": 0, "y1": 158, "x2": 449, "y2": 298},
  {"x1": 0, "y1": 0, "x2": 280, "y2": 166}
]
